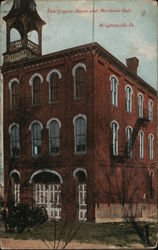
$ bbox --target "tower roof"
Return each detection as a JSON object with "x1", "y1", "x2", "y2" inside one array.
[{"x1": 3, "y1": 0, "x2": 45, "y2": 25}]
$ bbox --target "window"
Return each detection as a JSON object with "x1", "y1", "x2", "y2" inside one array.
[
  {"x1": 72, "y1": 63, "x2": 86, "y2": 99},
  {"x1": 126, "y1": 86, "x2": 132, "y2": 112},
  {"x1": 139, "y1": 131, "x2": 144, "y2": 159},
  {"x1": 33, "y1": 76, "x2": 41, "y2": 105},
  {"x1": 111, "y1": 121, "x2": 119, "y2": 155},
  {"x1": 138, "y1": 94, "x2": 143, "y2": 118},
  {"x1": 49, "y1": 120, "x2": 60, "y2": 155},
  {"x1": 10, "y1": 124, "x2": 20, "y2": 157},
  {"x1": 149, "y1": 172, "x2": 153, "y2": 198},
  {"x1": 49, "y1": 73, "x2": 59, "y2": 102},
  {"x1": 148, "y1": 100, "x2": 153, "y2": 122},
  {"x1": 9, "y1": 79, "x2": 20, "y2": 108},
  {"x1": 30, "y1": 122, "x2": 42, "y2": 156},
  {"x1": 75, "y1": 67, "x2": 86, "y2": 98},
  {"x1": 74, "y1": 115, "x2": 87, "y2": 153},
  {"x1": 149, "y1": 134, "x2": 154, "y2": 160},
  {"x1": 111, "y1": 76, "x2": 118, "y2": 107},
  {"x1": 126, "y1": 127, "x2": 132, "y2": 158}
]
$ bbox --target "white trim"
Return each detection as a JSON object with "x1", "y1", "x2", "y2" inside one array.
[
  {"x1": 29, "y1": 73, "x2": 43, "y2": 86},
  {"x1": 46, "y1": 69, "x2": 62, "y2": 82},
  {"x1": 110, "y1": 120, "x2": 119, "y2": 130},
  {"x1": 29, "y1": 169, "x2": 63, "y2": 184},
  {"x1": 125, "y1": 126, "x2": 133, "y2": 133},
  {"x1": 46, "y1": 118, "x2": 61, "y2": 129},
  {"x1": 8, "y1": 123, "x2": 19, "y2": 134},
  {"x1": 73, "y1": 114, "x2": 87, "y2": 125},
  {"x1": 125, "y1": 84, "x2": 133, "y2": 93},
  {"x1": 139, "y1": 130, "x2": 144, "y2": 159},
  {"x1": 72, "y1": 63, "x2": 86, "y2": 99},
  {"x1": 109, "y1": 75, "x2": 119, "y2": 84},
  {"x1": 9, "y1": 78, "x2": 19, "y2": 90},
  {"x1": 148, "y1": 99, "x2": 153, "y2": 121},
  {"x1": 72, "y1": 63, "x2": 86, "y2": 77},
  {"x1": 29, "y1": 120, "x2": 43, "y2": 130},
  {"x1": 9, "y1": 169, "x2": 20, "y2": 179},
  {"x1": 73, "y1": 168, "x2": 87, "y2": 179},
  {"x1": 138, "y1": 92, "x2": 144, "y2": 100},
  {"x1": 110, "y1": 75, "x2": 119, "y2": 107}
]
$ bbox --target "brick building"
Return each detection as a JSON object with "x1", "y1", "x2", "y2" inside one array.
[{"x1": 1, "y1": 0, "x2": 157, "y2": 222}]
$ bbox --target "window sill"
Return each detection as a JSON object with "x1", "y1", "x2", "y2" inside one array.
[
  {"x1": 74, "y1": 97, "x2": 85, "y2": 101},
  {"x1": 49, "y1": 153, "x2": 60, "y2": 156},
  {"x1": 31, "y1": 104, "x2": 41, "y2": 107},
  {"x1": 74, "y1": 151, "x2": 87, "y2": 155},
  {"x1": 49, "y1": 101, "x2": 59, "y2": 104}
]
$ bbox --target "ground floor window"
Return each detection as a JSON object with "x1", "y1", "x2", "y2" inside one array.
[
  {"x1": 34, "y1": 184, "x2": 61, "y2": 219},
  {"x1": 78, "y1": 184, "x2": 87, "y2": 221},
  {"x1": 14, "y1": 184, "x2": 20, "y2": 205}
]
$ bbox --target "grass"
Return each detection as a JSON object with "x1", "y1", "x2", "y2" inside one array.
[{"x1": 0, "y1": 220, "x2": 157, "y2": 247}]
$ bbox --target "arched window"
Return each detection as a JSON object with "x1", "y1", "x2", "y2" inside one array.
[
  {"x1": 32, "y1": 76, "x2": 41, "y2": 105},
  {"x1": 12, "y1": 81, "x2": 19, "y2": 108},
  {"x1": 50, "y1": 73, "x2": 59, "y2": 102},
  {"x1": 126, "y1": 127, "x2": 132, "y2": 158},
  {"x1": 111, "y1": 76, "x2": 118, "y2": 107},
  {"x1": 29, "y1": 121, "x2": 42, "y2": 156},
  {"x1": 126, "y1": 86, "x2": 132, "y2": 112},
  {"x1": 9, "y1": 124, "x2": 20, "y2": 157},
  {"x1": 149, "y1": 134, "x2": 154, "y2": 160},
  {"x1": 72, "y1": 64, "x2": 86, "y2": 99},
  {"x1": 110, "y1": 121, "x2": 119, "y2": 155},
  {"x1": 139, "y1": 131, "x2": 144, "y2": 159},
  {"x1": 138, "y1": 94, "x2": 143, "y2": 118},
  {"x1": 48, "y1": 119, "x2": 61, "y2": 155},
  {"x1": 148, "y1": 100, "x2": 153, "y2": 122},
  {"x1": 74, "y1": 115, "x2": 87, "y2": 153}
]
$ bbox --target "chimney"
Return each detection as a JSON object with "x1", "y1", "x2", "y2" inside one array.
[{"x1": 126, "y1": 57, "x2": 139, "y2": 74}]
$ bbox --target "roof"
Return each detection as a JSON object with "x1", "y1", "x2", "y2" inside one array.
[
  {"x1": 3, "y1": 0, "x2": 45, "y2": 25},
  {"x1": 1, "y1": 42, "x2": 157, "y2": 94}
]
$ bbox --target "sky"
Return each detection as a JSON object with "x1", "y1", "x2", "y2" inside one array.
[{"x1": 0, "y1": 0, "x2": 157, "y2": 184}]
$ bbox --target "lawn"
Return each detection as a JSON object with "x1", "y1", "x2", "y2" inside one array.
[{"x1": 1, "y1": 220, "x2": 157, "y2": 248}]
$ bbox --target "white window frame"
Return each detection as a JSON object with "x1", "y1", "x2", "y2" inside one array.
[
  {"x1": 72, "y1": 63, "x2": 86, "y2": 99},
  {"x1": 46, "y1": 118, "x2": 61, "y2": 155},
  {"x1": 29, "y1": 73, "x2": 43, "y2": 105},
  {"x1": 9, "y1": 78, "x2": 20, "y2": 108},
  {"x1": 149, "y1": 134, "x2": 154, "y2": 160},
  {"x1": 46, "y1": 69, "x2": 62, "y2": 103},
  {"x1": 73, "y1": 114, "x2": 87, "y2": 154},
  {"x1": 148, "y1": 100, "x2": 153, "y2": 122},
  {"x1": 125, "y1": 85, "x2": 133, "y2": 113},
  {"x1": 139, "y1": 131, "x2": 144, "y2": 159},
  {"x1": 110, "y1": 120, "x2": 119, "y2": 155},
  {"x1": 138, "y1": 93, "x2": 144, "y2": 118},
  {"x1": 29, "y1": 120, "x2": 43, "y2": 156},
  {"x1": 110, "y1": 76, "x2": 118, "y2": 107},
  {"x1": 126, "y1": 126, "x2": 133, "y2": 158},
  {"x1": 9, "y1": 123, "x2": 20, "y2": 158}
]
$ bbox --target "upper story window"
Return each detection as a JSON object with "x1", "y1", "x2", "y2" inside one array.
[
  {"x1": 126, "y1": 127, "x2": 133, "y2": 158},
  {"x1": 46, "y1": 118, "x2": 61, "y2": 155},
  {"x1": 148, "y1": 100, "x2": 153, "y2": 122},
  {"x1": 29, "y1": 73, "x2": 43, "y2": 106},
  {"x1": 9, "y1": 78, "x2": 20, "y2": 109},
  {"x1": 125, "y1": 85, "x2": 132, "y2": 112},
  {"x1": 139, "y1": 131, "x2": 144, "y2": 159},
  {"x1": 29, "y1": 121, "x2": 43, "y2": 156},
  {"x1": 110, "y1": 76, "x2": 118, "y2": 107},
  {"x1": 46, "y1": 69, "x2": 62, "y2": 103},
  {"x1": 9, "y1": 123, "x2": 20, "y2": 158},
  {"x1": 15, "y1": 0, "x2": 20, "y2": 9},
  {"x1": 138, "y1": 93, "x2": 143, "y2": 118},
  {"x1": 149, "y1": 134, "x2": 154, "y2": 160},
  {"x1": 110, "y1": 121, "x2": 119, "y2": 155},
  {"x1": 73, "y1": 115, "x2": 87, "y2": 153},
  {"x1": 72, "y1": 63, "x2": 86, "y2": 99}
]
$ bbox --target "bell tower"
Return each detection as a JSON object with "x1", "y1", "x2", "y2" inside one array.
[{"x1": 3, "y1": 0, "x2": 45, "y2": 64}]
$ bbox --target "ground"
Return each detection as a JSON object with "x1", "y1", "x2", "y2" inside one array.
[{"x1": 0, "y1": 216, "x2": 157, "y2": 249}]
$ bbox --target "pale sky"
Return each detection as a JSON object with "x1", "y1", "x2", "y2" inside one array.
[{"x1": 0, "y1": 0, "x2": 157, "y2": 184}]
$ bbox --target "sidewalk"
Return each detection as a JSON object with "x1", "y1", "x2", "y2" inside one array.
[{"x1": 0, "y1": 238, "x2": 145, "y2": 249}]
